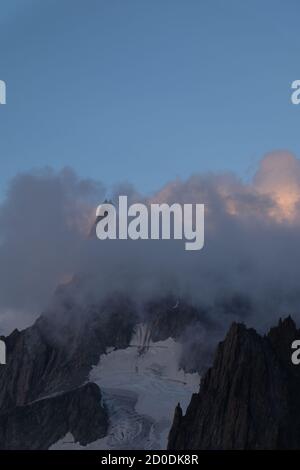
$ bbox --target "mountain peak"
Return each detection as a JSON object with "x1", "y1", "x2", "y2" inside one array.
[{"x1": 168, "y1": 316, "x2": 300, "y2": 450}]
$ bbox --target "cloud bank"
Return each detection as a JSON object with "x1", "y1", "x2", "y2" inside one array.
[{"x1": 1, "y1": 151, "x2": 300, "y2": 333}]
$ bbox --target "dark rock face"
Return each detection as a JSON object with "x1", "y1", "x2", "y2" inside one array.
[
  {"x1": 0, "y1": 293, "x2": 137, "y2": 449},
  {"x1": 145, "y1": 297, "x2": 205, "y2": 342},
  {"x1": 168, "y1": 317, "x2": 300, "y2": 450},
  {"x1": 144, "y1": 296, "x2": 218, "y2": 373},
  {"x1": 0, "y1": 383, "x2": 108, "y2": 450},
  {"x1": 0, "y1": 295, "x2": 137, "y2": 412}
]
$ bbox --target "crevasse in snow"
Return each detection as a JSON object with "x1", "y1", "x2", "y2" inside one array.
[{"x1": 51, "y1": 324, "x2": 200, "y2": 450}]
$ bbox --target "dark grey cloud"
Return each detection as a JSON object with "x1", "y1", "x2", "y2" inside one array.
[{"x1": 1, "y1": 152, "x2": 300, "y2": 335}]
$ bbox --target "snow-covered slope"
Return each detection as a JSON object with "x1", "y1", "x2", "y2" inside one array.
[{"x1": 51, "y1": 324, "x2": 200, "y2": 450}]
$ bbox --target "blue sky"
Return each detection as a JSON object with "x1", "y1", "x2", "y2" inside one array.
[{"x1": 0, "y1": 0, "x2": 300, "y2": 195}]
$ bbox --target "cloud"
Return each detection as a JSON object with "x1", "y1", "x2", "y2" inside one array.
[
  {"x1": 254, "y1": 151, "x2": 300, "y2": 221},
  {"x1": 1, "y1": 151, "x2": 300, "y2": 334},
  {"x1": 0, "y1": 167, "x2": 105, "y2": 329}
]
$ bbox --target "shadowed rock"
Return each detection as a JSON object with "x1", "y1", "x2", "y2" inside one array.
[
  {"x1": 168, "y1": 317, "x2": 300, "y2": 450},
  {"x1": 0, "y1": 382, "x2": 108, "y2": 449}
]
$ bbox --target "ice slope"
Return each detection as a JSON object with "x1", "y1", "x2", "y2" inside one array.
[{"x1": 51, "y1": 324, "x2": 200, "y2": 450}]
